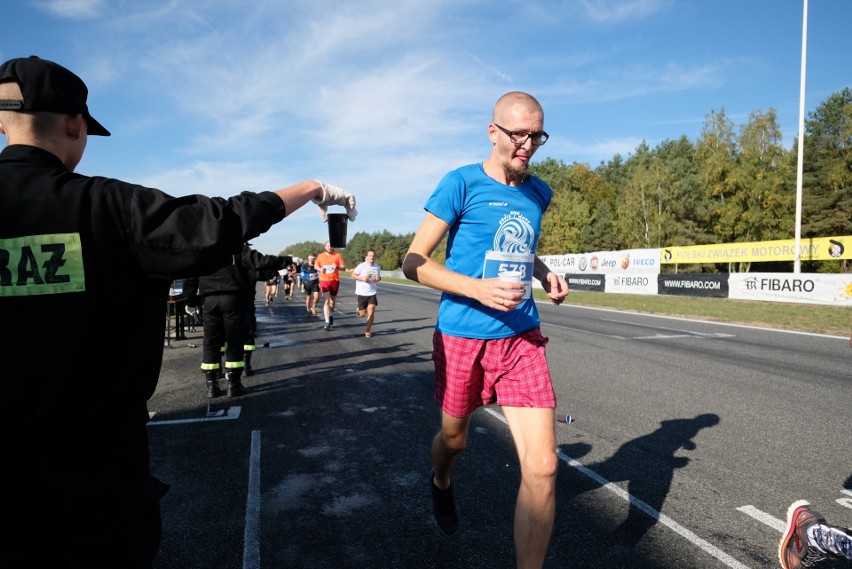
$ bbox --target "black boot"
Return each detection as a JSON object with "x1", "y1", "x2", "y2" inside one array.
[
  {"x1": 226, "y1": 370, "x2": 246, "y2": 397},
  {"x1": 205, "y1": 371, "x2": 222, "y2": 398},
  {"x1": 243, "y1": 351, "x2": 253, "y2": 376}
]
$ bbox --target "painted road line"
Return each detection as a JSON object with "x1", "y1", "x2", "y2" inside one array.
[
  {"x1": 483, "y1": 407, "x2": 753, "y2": 569},
  {"x1": 147, "y1": 405, "x2": 242, "y2": 426},
  {"x1": 632, "y1": 333, "x2": 735, "y2": 340},
  {"x1": 243, "y1": 430, "x2": 262, "y2": 569},
  {"x1": 742, "y1": 491, "x2": 852, "y2": 520},
  {"x1": 540, "y1": 321, "x2": 626, "y2": 340},
  {"x1": 557, "y1": 303, "x2": 847, "y2": 340},
  {"x1": 736, "y1": 506, "x2": 785, "y2": 532}
]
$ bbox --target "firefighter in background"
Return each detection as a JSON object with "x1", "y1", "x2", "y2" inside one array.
[{"x1": 184, "y1": 244, "x2": 288, "y2": 398}]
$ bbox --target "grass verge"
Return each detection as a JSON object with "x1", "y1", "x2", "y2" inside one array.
[
  {"x1": 541, "y1": 290, "x2": 849, "y2": 337},
  {"x1": 375, "y1": 275, "x2": 850, "y2": 337}
]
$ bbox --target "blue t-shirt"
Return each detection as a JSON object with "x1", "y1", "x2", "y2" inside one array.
[{"x1": 424, "y1": 163, "x2": 552, "y2": 339}]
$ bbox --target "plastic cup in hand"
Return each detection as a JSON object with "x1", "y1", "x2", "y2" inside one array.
[
  {"x1": 327, "y1": 213, "x2": 348, "y2": 248},
  {"x1": 499, "y1": 270, "x2": 522, "y2": 283}
]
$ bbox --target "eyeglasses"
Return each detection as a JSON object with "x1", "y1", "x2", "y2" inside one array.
[{"x1": 493, "y1": 123, "x2": 549, "y2": 146}]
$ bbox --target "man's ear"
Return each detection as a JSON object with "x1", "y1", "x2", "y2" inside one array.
[
  {"x1": 487, "y1": 123, "x2": 499, "y2": 145},
  {"x1": 66, "y1": 114, "x2": 85, "y2": 140}
]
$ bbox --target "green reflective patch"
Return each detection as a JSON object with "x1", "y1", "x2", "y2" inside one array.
[{"x1": 0, "y1": 233, "x2": 85, "y2": 297}]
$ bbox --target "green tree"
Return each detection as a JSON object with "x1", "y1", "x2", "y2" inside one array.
[
  {"x1": 572, "y1": 164, "x2": 618, "y2": 251},
  {"x1": 732, "y1": 109, "x2": 794, "y2": 236},
  {"x1": 533, "y1": 159, "x2": 589, "y2": 253},
  {"x1": 801, "y1": 88, "x2": 852, "y2": 272},
  {"x1": 533, "y1": 159, "x2": 615, "y2": 253},
  {"x1": 654, "y1": 136, "x2": 710, "y2": 247},
  {"x1": 579, "y1": 200, "x2": 619, "y2": 252},
  {"x1": 339, "y1": 230, "x2": 415, "y2": 270},
  {"x1": 614, "y1": 143, "x2": 678, "y2": 249},
  {"x1": 711, "y1": 109, "x2": 795, "y2": 271},
  {"x1": 596, "y1": 153, "x2": 630, "y2": 192},
  {"x1": 695, "y1": 109, "x2": 738, "y2": 245},
  {"x1": 539, "y1": 188, "x2": 587, "y2": 254},
  {"x1": 280, "y1": 240, "x2": 324, "y2": 260}
]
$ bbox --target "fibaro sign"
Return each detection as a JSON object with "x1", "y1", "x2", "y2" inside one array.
[{"x1": 729, "y1": 273, "x2": 852, "y2": 305}]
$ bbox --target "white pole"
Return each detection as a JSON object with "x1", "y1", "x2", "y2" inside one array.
[{"x1": 794, "y1": 0, "x2": 808, "y2": 273}]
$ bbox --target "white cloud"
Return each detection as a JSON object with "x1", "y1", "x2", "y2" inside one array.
[
  {"x1": 575, "y1": 0, "x2": 672, "y2": 24},
  {"x1": 33, "y1": 0, "x2": 105, "y2": 20}
]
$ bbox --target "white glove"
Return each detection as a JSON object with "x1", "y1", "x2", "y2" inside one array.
[{"x1": 312, "y1": 181, "x2": 358, "y2": 222}]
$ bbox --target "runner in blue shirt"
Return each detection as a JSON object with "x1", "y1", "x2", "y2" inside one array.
[{"x1": 403, "y1": 91, "x2": 568, "y2": 569}]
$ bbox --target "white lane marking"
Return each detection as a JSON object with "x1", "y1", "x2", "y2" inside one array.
[
  {"x1": 541, "y1": 322, "x2": 734, "y2": 341},
  {"x1": 483, "y1": 407, "x2": 753, "y2": 569},
  {"x1": 836, "y1": 489, "x2": 852, "y2": 510},
  {"x1": 243, "y1": 430, "x2": 261, "y2": 569},
  {"x1": 632, "y1": 333, "x2": 736, "y2": 341},
  {"x1": 147, "y1": 406, "x2": 241, "y2": 425},
  {"x1": 541, "y1": 322, "x2": 627, "y2": 340},
  {"x1": 552, "y1": 302, "x2": 848, "y2": 340},
  {"x1": 736, "y1": 506, "x2": 785, "y2": 532}
]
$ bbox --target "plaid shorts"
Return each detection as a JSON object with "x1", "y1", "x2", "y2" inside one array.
[{"x1": 432, "y1": 327, "x2": 556, "y2": 418}]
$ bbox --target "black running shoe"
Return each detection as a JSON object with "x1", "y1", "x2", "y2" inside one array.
[{"x1": 430, "y1": 472, "x2": 458, "y2": 534}]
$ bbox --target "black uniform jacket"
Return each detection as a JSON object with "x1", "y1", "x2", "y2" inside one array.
[
  {"x1": 185, "y1": 244, "x2": 289, "y2": 300},
  {"x1": 0, "y1": 145, "x2": 286, "y2": 528}
]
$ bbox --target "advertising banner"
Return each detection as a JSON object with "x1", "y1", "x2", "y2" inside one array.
[
  {"x1": 657, "y1": 273, "x2": 729, "y2": 298},
  {"x1": 728, "y1": 273, "x2": 852, "y2": 305},
  {"x1": 541, "y1": 248, "x2": 661, "y2": 274},
  {"x1": 661, "y1": 236, "x2": 851, "y2": 264},
  {"x1": 564, "y1": 273, "x2": 606, "y2": 292},
  {"x1": 605, "y1": 274, "x2": 657, "y2": 295}
]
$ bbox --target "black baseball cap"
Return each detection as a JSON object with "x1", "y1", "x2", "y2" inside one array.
[{"x1": 0, "y1": 55, "x2": 110, "y2": 136}]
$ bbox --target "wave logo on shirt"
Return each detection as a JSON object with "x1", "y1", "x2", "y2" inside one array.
[{"x1": 493, "y1": 213, "x2": 534, "y2": 254}]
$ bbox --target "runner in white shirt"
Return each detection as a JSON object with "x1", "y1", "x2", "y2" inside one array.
[{"x1": 352, "y1": 250, "x2": 381, "y2": 337}]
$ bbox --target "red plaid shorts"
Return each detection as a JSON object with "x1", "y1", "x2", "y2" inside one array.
[{"x1": 432, "y1": 326, "x2": 556, "y2": 418}]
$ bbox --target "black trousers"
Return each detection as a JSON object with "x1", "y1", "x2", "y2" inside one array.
[{"x1": 201, "y1": 293, "x2": 247, "y2": 369}]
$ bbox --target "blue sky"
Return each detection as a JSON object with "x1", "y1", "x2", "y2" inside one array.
[{"x1": 4, "y1": 0, "x2": 849, "y2": 255}]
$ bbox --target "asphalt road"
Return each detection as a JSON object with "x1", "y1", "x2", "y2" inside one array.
[{"x1": 148, "y1": 280, "x2": 851, "y2": 569}]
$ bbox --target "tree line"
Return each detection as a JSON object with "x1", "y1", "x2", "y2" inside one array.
[{"x1": 283, "y1": 88, "x2": 851, "y2": 273}]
